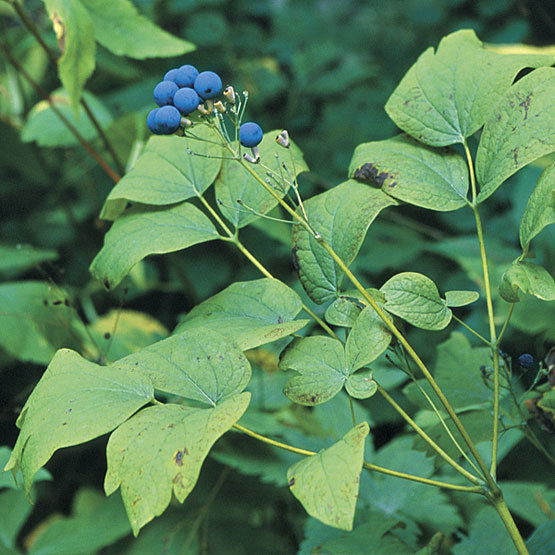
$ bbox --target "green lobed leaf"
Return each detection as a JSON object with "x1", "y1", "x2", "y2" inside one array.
[
  {"x1": 519, "y1": 162, "x2": 555, "y2": 249},
  {"x1": 80, "y1": 0, "x2": 194, "y2": 59},
  {"x1": 280, "y1": 336, "x2": 347, "y2": 406},
  {"x1": 380, "y1": 272, "x2": 452, "y2": 330},
  {"x1": 292, "y1": 180, "x2": 398, "y2": 304},
  {"x1": 215, "y1": 130, "x2": 308, "y2": 229},
  {"x1": 0, "y1": 244, "x2": 57, "y2": 276},
  {"x1": 499, "y1": 261, "x2": 555, "y2": 302},
  {"x1": 90, "y1": 202, "x2": 221, "y2": 290},
  {"x1": 324, "y1": 289, "x2": 385, "y2": 328},
  {"x1": 101, "y1": 128, "x2": 224, "y2": 220},
  {"x1": 349, "y1": 134, "x2": 468, "y2": 211},
  {"x1": 43, "y1": 0, "x2": 96, "y2": 113},
  {"x1": 476, "y1": 67, "x2": 555, "y2": 202},
  {"x1": 287, "y1": 422, "x2": 369, "y2": 531},
  {"x1": 345, "y1": 306, "x2": 391, "y2": 372},
  {"x1": 174, "y1": 278, "x2": 309, "y2": 350},
  {"x1": 344, "y1": 370, "x2": 377, "y2": 400},
  {"x1": 22, "y1": 89, "x2": 112, "y2": 148},
  {"x1": 4, "y1": 349, "x2": 153, "y2": 493},
  {"x1": 385, "y1": 30, "x2": 555, "y2": 147},
  {"x1": 0, "y1": 281, "x2": 87, "y2": 364},
  {"x1": 444, "y1": 290, "x2": 480, "y2": 307},
  {"x1": 105, "y1": 393, "x2": 250, "y2": 534},
  {"x1": 115, "y1": 327, "x2": 251, "y2": 405}
]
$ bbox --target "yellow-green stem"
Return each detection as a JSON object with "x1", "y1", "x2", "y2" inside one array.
[
  {"x1": 464, "y1": 141, "x2": 500, "y2": 479},
  {"x1": 236, "y1": 154, "x2": 495, "y2": 488},
  {"x1": 490, "y1": 495, "x2": 529, "y2": 555},
  {"x1": 232, "y1": 424, "x2": 484, "y2": 493},
  {"x1": 497, "y1": 304, "x2": 515, "y2": 345},
  {"x1": 452, "y1": 314, "x2": 491, "y2": 346},
  {"x1": 348, "y1": 395, "x2": 357, "y2": 427}
]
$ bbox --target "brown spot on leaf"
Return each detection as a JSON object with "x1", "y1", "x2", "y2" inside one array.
[
  {"x1": 519, "y1": 93, "x2": 532, "y2": 120},
  {"x1": 512, "y1": 148, "x2": 519, "y2": 166},
  {"x1": 288, "y1": 477, "x2": 295, "y2": 487},
  {"x1": 291, "y1": 246, "x2": 300, "y2": 273},
  {"x1": 104, "y1": 279, "x2": 111, "y2": 290},
  {"x1": 51, "y1": 12, "x2": 66, "y2": 53},
  {"x1": 353, "y1": 163, "x2": 391, "y2": 187},
  {"x1": 174, "y1": 450, "x2": 184, "y2": 466},
  {"x1": 104, "y1": 332, "x2": 111, "y2": 339}
]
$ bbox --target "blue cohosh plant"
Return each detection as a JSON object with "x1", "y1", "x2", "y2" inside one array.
[{"x1": 5, "y1": 30, "x2": 555, "y2": 553}]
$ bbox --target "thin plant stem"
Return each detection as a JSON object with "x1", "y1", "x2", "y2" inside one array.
[
  {"x1": 232, "y1": 424, "x2": 484, "y2": 493},
  {"x1": 452, "y1": 314, "x2": 491, "y2": 346},
  {"x1": 376, "y1": 384, "x2": 482, "y2": 485},
  {"x1": 464, "y1": 140, "x2": 500, "y2": 479},
  {"x1": 0, "y1": 43, "x2": 120, "y2": 183},
  {"x1": 497, "y1": 304, "x2": 515, "y2": 345},
  {"x1": 234, "y1": 151, "x2": 496, "y2": 488},
  {"x1": 348, "y1": 396, "x2": 357, "y2": 427},
  {"x1": 489, "y1": 495, "x2": 530, "y2": 555}
]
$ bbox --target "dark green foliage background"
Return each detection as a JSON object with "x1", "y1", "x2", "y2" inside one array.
[{"x1": 1, "y1": 0, "x2": 554, "y2": 552}]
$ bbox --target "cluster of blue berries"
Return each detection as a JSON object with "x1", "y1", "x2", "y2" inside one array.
[{"x1": 146, "y1": 64, "x2": 265, "y2": 153}]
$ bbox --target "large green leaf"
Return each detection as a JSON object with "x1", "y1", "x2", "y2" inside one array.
[
  {"x1": 43, "y1": 0, "x2": 96, "y2": 112},
  {"x1": 22, "y1": 89, "x2": 112, "y2": 147},
  {"x1": 519, "y1": 162, "x2": 555, "y2": 249},
  {"x1": 385, "y1": 30, "x2": 555, "y2": 147},
  {"x1": 101, "y1": 128, "x2": 223, "y2": 220},
  {"x1": 174, "y1": 278, "x2": 309, "y2": 350},
  {"x1": 105, "y1": 393, "x2": 250, "y2": 534},
  {"x1": 499, "y1": 261, "x2": 555, "y2": 302},
  {"x1": 287, "y1": 422, "x2": 369, "y2": 531},
  {"x1": 4, "y1": 349, "x2": 153, "y2": 492},
  {"x1": 116, "y1": 327, "x2": 251, "y2": 405},
  {"x1": 476, "y1": 68, "x2": 555, "y2": 202},
  {"x1": 0, "y1": 489, "x2": 33, "y2": 550},
  {"x1": 80, "y1": 0, "x2": 194, "y2": 58},
  {"x1": 527, "y1": 520, "x2": 555, "y2": 555},
  {"x1": 444, "y1": 290, "x2": 480, "y2": 307},
  {"x1": 90, "y1": 202, "x2": 221, "y2": 290},
  {"x1": 292, "y1": 180, "x2": 397, "y2": 304},
  {"x1": 0, "y1": 244, "x2": 57, "y2": 276},
  {"x1": 380, "y1": 272, "x2": 452, "y2": 330},
  {"x1": 0, "y1": 281, "x2": 87, "y2": 364},
  {"x1": 349, "y1": 135, "x2": 468, "y2": 211},
  {"x1": 215, "y1": 130, "x2": 308, "y2": 228}
]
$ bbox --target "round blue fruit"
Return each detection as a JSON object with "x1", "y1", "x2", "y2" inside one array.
[
  {"x1": 153, "y1": 80, "x2": 178, "y2": 106},
  {"x1": 240, "y1": 122, "x2": 263, "y2": 147},
  {"x1": 194, "y1": 71, "x2": 222, "y2": 99},
  {"x1": 175, "y1": 64, "x2": 199, "y2": 88},
  {"x1": 154, "y1": 105, "x2": 181, "y2": 134},
  {"x1": 518, "y1": 353, "x2": 534, "y2": 369},
  {"x1": 164, "y1": 68, "x2": 180, "y2": 82},
  {"x1": 173, "y1": 87, "x2": 200, "y2": 115},
  {"x1": 147, "y1": 108, "x2": 161, "y2": 134}
]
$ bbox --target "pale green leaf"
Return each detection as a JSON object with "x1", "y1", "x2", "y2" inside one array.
[
  {"x1": 345, "y1": 370, "x2": 377, "y2": 400},
  {"x1": 116, "y1": 328, "x2": 251, "y2": 405},
  {"x1": 346, "y1": 306, "x2": 391, "y2": 371},
  {"x1": 0, "y1": 244, "x2": 57, "y2": 276},
  {"x1": 287, "y1": 422, "x2": 369, "y2": 530},
  {"x1": 0, "y1": 281, "x2": 87, "y2": 364},
  {"x1": 174, "y1": 278, "x2": 308, "y2": 350},
  {"x1": 101, "y1": 128, "x2": 223, "y2": 220},
  {"x1": 105, "y1": 393, "x2": 250, "y2": 534},
  {"x1": 324, "y1": 289, "x2": 385, "y2": 328},
  {"x1": 385, "y1": 29, "x2": 555, "y2": 147},
  {"x1": 90, "y1": 202, "x2": 221, "y2": 290},
  {"x1": 80, "y1": 0, "x2": 194, "y2": 58},
  {"x1": 499, "y1": 261, "x2": 555, "y2": 302},
  {"x1": 4, "y1": 349, "x2": 153, "y2": 492},
  {"x1": 381, "y1": 272, "x2": 452, "y2": 330},
  {"x1": 292, "y1": 180, "x2": 398, "y2": 304},
  {"x1": 520, "y1": 162, "x2": 555, "y2": 248},
  {"x1": 43, "y1": 0, "x2": 96, "y2": 112},
  {"x1": 280, "y1": 336, "x2": 346, "y2": 406},
  {"x1": 215, "y1": 130, "x2": 308, "y2": 229},
  {"x1": 476, "y1": 68, "x2": 555, "y2": 202},
  {"x1": 444, "y1": 290, "x2": 480, "y2": 307},
  {"x1": 85, "y1": 310, "x2": 169, "y2": 362},
  {"x1": 22, "y1": 89, "x2": 112, "y2": 147},
  {"x1": 349, "y1": 134, "x2": 468, "y2": 211}
]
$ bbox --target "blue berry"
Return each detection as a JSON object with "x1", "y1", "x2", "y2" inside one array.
[
  {"x1": 173, "y1": 88, "x2": 200, "y2": 115},
  {"x1": 154, "y1": 105, "x2": 181, "y2": 134},
  {"x1": 518, "y1": 354, "x2": 534, "y2": 369},
  {"x1": 164, "y1": 68, "x2": 180, "y2": 82},
  {"x1": 175, "y1": 64, "x2": 199, "y2": 88},
  {"x1": 153, "y1": 80, "x2": 178, "y2": 107},
  {"x1": 240, "y1": 122, "x2": 263, "y2": 147},
  {"x1": 194, "y1": 71, "x2": 222, "y2": 99},
  {"x1": 147, "y1": 108, "x2": 161, "y2": 134}
]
